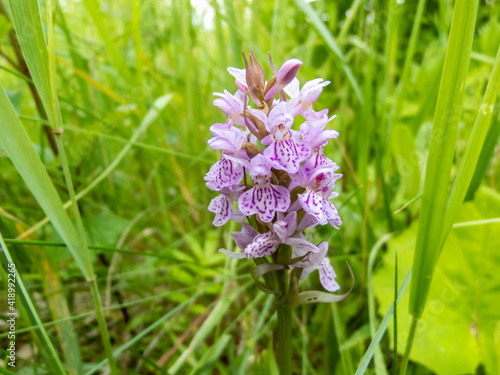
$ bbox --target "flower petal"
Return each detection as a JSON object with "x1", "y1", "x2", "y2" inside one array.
[
  {"x1": 298, "y1": 190, "x2": 328, "y2": 225},
  {"x1": 319, "y1": 258, "x2": 340, "y2": 292},
  {"x1": 208, "y1": 194, "x2": 233, "y2": 227},
  {"x1": 219, "y1": 248, "x2": 246, "y2": 259},
  {"x1": 238, "y1": 185, "x2": 290, "y2": 223},
  {"x1": 323, "y1": 200, "x2": 342, "y2": 229},
  {"x1": 245, "y1": 231, "x2": 279, "y2": 259},
  {"x1": 263, "y1": 139, "x2": 311, "y2": 174},
  {"x1": 209, "y1": 157, "x2": 244, "y2": 190},
  {"x1": 231, "y1": 223, "x2": 258, "y2": 251},
  {"x1": 285, "y1": 237, "x2": 320, "y2": 256}
]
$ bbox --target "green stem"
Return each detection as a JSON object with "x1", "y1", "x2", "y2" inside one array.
[
  {"x1": 276, "y1": 269, "x2": 292, "y2": 375},
  {"x1": 90, "y1": 278, "x2": 118, "y2": 374},
  {"x1": 399, "y1": 317, "x2": 417, "y2": 375}
]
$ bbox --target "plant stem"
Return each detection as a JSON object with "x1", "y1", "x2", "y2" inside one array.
[
  {"x1": 399, "y1": 316, "x2": 417, "y2": 375},
  {"x1": 90, "y1": 278, "x2": 118, "y2": 374},
  {"x1": 276, "y1": 268, "x2": 292, "y2": 375}
]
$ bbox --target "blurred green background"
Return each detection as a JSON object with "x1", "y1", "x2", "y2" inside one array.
[{"x1": 0, "y1": 0, "x2": 499, "y2": 374}]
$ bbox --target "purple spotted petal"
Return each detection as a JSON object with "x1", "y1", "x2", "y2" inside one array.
[
  {"x1": 238, "y1": 184, "x2": 290, "y2": 223},
  {"x1": 324, "y1": 200, "x2": 342, "y2": 229},
  {"x1": 263, "y1": 139, "x2": 311, "y2": 174},
  {"x1": 319, "y1": 258, "x2": 340, "y2": 291},
  {"x1": 298, "y1": 190, "x2": 328, "y2": 225},
  {"x1": 205, "y1": 157, "x2": 244, "y2": 190},
  {"x1": 245, "y1": 231, "x2": 280, "y2": 259},
  {"x1": 208, "y1": 194, "x2": 233, "y2": 227},
  {"x1": 302, "y1": 148, "x2": 334, "y2": 179}
]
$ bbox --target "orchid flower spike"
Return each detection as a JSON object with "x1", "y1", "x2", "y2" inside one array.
[{"x1": 206, "y1": 49, "x2": 345, "y2": 297}]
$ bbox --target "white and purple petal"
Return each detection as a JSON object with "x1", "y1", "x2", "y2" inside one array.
[
  {"x1": 263, "y1": 139, "x2": 311, "y2": 174},
  {"x1": 298, "y1": 189, "x2": 328, "y2": 225},
  {"x1": 319, "y1": 258, "x2": 340, "y2": 291},
  {"x1": 208, "y1": 194, "x2": 233, "y2": 227},
  {"x1": 238, "y1": 184, "x2": 291, "y2": 223},
  {"x1": 244, "y1": 231, "x2": 280, "y2": 259}
]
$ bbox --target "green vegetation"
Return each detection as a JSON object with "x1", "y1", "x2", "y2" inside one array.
[{"x1": 0, "y1": 0, "x2": 498, "y2": 374}]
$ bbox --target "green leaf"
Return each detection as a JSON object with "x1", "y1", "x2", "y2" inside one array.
[
  {"x1": 0, "y1": 83, "x2": 88, "y2": 277},
  {"x1": 7, "y1": 0, "x2": 61, "y2": 129},
  {"x1": 251, "y1": 263, "x2": 284, "y2": 295},
  {"x1": 0, "y1": 232, "x2": 67, "y2": 375},
  {"x1": 409, "y1": 0, "x2": 479, "y2": 318},
  {"x1": 374, "y1": 188, "x2": 500, "y2": 374},
  {"x1": 293, "y1": 262, "x2": 354, "y2": 305},
  {"x1": 442, "y1": 43, "x2": 500, "y2": 240}
]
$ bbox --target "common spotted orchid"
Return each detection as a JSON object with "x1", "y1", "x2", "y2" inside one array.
[{"x1": 205, "y1": 49, "x2": 348, "y2": 301}]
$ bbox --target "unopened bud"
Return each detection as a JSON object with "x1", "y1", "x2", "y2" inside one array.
[
  {"x1": 264, "y1": 58, "x2": 302, "y2": 100},
  {"x1": 243, "y1": 47, "x2": 266, "y2": 105}
]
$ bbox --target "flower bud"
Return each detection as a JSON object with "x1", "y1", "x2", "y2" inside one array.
[
  {"x1": 243, "y1": 47, "x2": 266, "y2": 106},
  {"x1": 264, "y1": 58, "x2": 303, "y2": 100}
]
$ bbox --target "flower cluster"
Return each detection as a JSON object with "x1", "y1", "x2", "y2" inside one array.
[{"x1": 205, "y1": 49, "x2": 342, "y2": 292}]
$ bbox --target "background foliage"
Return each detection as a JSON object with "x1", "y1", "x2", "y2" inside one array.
[{"x1": 0, "y1": 0, "x2": 499, "y2": 374}]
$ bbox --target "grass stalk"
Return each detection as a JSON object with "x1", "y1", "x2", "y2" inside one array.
[
  {"x1": 408, "y1": 0, "x2": 479, "y2": 318},
  {"x1": 0, "y1": 232, "x2": 67, "y2": 375},
  {"x1": 399, "y1": 317, "x2": 417, "y2": 375}
]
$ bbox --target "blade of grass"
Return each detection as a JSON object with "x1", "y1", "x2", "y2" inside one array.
[
  {"x1": 0, "y1": 82, "x2": 88, "y2": 276},
  {"x1": 408, "y1": 0, "x2": 479, "y2": 317},
  {"x1": 7, "y1": 1, "x2": 121, "y2": 371},
  {"x1": 405, "y1": 0, "x2": 479, "y2": 371},
  {"x1": 354, "y1": 268, "x2": 412, "y2": 375},
  {"x1": 465, "y1": 109, "x2": 500, "y2": 200},
  {"x1": 0, "y1": 231, "x2": 67, "y2": 375},
  {"x1": 368, "y1": 234, "x2": 393, "y2": 375},
  {"x1": 441, "y1": 43, "x2": 500, "y2": 241},
  {"x1": 188, "y1": 293, "x2": 266, "y2": 374}
]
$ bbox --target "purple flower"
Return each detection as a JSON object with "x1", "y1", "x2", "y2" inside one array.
[
  {"x1": 210, "y1": 51, "x2": 346, "y2": 297},
  {"x1": 245, "y1": 230, "x2": 280, "y2": 258},
  {"x1": 264, "y1": 59, "x2": 303, "y2": 100},
  {"x1": 286, "y1": 78, "x2": 331, "y2": 120},
  {"x1": 205, "y1": 125, "x2": 249, "y2": 191},
  {"x1": 244, "y1": 213, "x2": 320, "y2": 259},
  {"x1": 238, "y1": 155, "x2": 290, "y2": 222},
  {"x1": 208, "y1": 187, "x2": 244, "y2": 227},
  {"x1": 261, "y1": 103, "x2": 311, "y2": 174},
  {"x1": 213, "y1": 90, "x2": 247, "y2": 127},
  {"x1": 208, "y1": 194, "x2": 233, "y2": 227},
  {"x1": 300, "y1": 114, "x2": 339, "y2": 149},
  {"x1": 218, "y1": 223, "x2": 257, "y2": 259},
  {"x1": 292, "y1": 242, "x2": 340, "y2": 292},
  {"x1": 298, "y1": 167, "x2": 342, "y2": 228}
]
